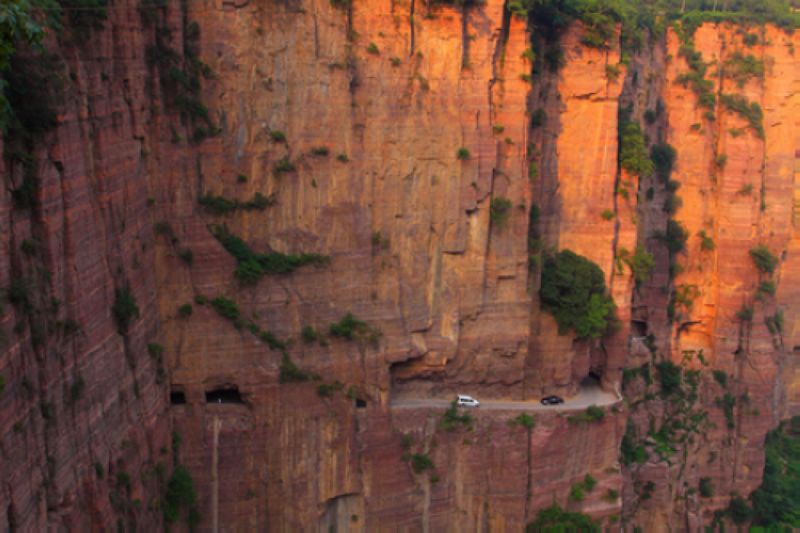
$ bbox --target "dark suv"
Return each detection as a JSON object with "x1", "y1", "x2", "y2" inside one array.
[{"x1": 540, "y1": 396, "x2": 564, "y2": 405}]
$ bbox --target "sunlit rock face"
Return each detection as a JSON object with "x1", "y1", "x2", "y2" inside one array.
[{"x1": 0, "y1": 0, "x2": 797, "y2": 528}]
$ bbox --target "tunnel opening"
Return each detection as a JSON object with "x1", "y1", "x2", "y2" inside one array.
[
  {"x1": 205, "y1": 387, "x2": 244, "y2": 404},
  {"x1": 581, "y1": 371, "x2": 602, "y2": 386},
  {"x1": 630, "y1": 320, "x2": 647, "y2": 337},
  {"x1": 356, "y1": 398, "x2": 367, "y2": 409},
  {"x1": 170, "y1": 390, "x2": 186, "y2": 405}
]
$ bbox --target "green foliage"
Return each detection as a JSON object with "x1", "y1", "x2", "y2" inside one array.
[
  {"x1": 164, "y1": 465, "x2": 198, "y2": 524},
  {"x1": 456, "y1": 147, "x2": 471, "y2": 160},
  {"x1": 750, "y1": 244, "x2": 779, "y2": 274},
  {"x1": 199, "y1": 192, "x2": 276, "y2": 214},
  {"x1": 724, "y1": 50, "x2": 765, "y2": 87},
  {"x1": 699, "y1": 477, "x2": 714, "y2": 498},
  {"x1": 728, "y1": 496, "x2": 754, "y2": 525},
  {"x1": 750, "y1": 424, "x2": 800, "y2": 527},
  {"x1": 698, "y1": 230, "x2": 715, "y2": 252},
  {"x1": 366, "y1": 42, "x2": 379, "y2": 54},
  {"x1": 401, "y1": 453, "x2": 435, "y2": 474},
  {"x1": 715, "y1": 393, "x2": 737, "y2": 429},
  {"x1": 720, "y1": 93, "x2": 765, "y2": 139},
  {"x1": 675, "y1": 42, "x2": 716, "y2": 110},
  {"x1": 601, "y1": 209, "x2": 615, "y2": 221},
  {"x1": 603, "y1": 488, "x2": 620, "y2": 502},
  {"x1": 112, "y1": 287, "x2": 140, "y2": 334},
  {"x1": 663, "y1": 193, "x2": 682, "y2": 214},
  {"x1": 621, "y1": 419, "x2": 649, "y2": 466},
  {"x1": 655, "y1": 360, "x2": 682, "y2": 396},
  {"x1": 583, "y1": 473, "x2": 598, "y2": 491},
  {"x1": 441, "y1": 401, "x2": 473, "y2": 431},
  {"x1": 526, "y1": 503, "x2": 599, "y2": 533},
  {"x1": 336, "y1": 154, "x2": 349, "y2": 162},
  {"x1": 490, "y1": 196, "x2": 513, "y2": 228},
  {"x1": 758, "y1": 280, "x2": 777, "y2": 296},
  {"x1": 94, "y1": 461, "x2": 105, "y2": 478},
  {"x1": 713, "y1": 370, "x2": 728, "y2": 388},
  {"x1": 148, "y1": 343, "x2": 164, "y2": 358},
  {"x1": 2, "y1": 26, "x2": 60, "y2": 138},
  {"x1": 654, "y1": 219, "x2": 688, "y2": 254},
  {"x1": 619, "y1": 121, "x2": 654, "y2": 177},
  {"x1": 316, "y1": 381, "x2": 344, "y2": 397},
  {"x1": 0, "y1": 374, "x2": 4, "y2": 394},
  {"x1": 530, "y1": 108, "x2": 546, "y2": 128},
  {"x1": 651, "y1": 144, "x2": 677, "y2": 183},
  {"x1": 301, "y1": 325, "x2": 320, "y2": 343},
  {"x1": 211, "y1": 296, "x2": 240, "y2": 320},
  {"x1": 211, "y1": 226, "x2": 330, "y2": 284},
  {"x1": 279, "y1": 354, "x2": 310, "y2": 383},
  {"x1": 269, "y1": 130, "x2": 286, "y2": 142},
  {"x1": 509, "y1": 412, "x2": 536, "y2": 428},
  {"x1": 736, "y1": 304, "x2": 754, "y2": 321},
  {"x1": 177, "y1": 303, "x2": 193, "y2": 318},
  {"x1": 400, "y1": 433, "x2": 414, "y2": 449},
  {"x1": 329, "y1": 312, "x2": 367, "y2": 340},
  {"x1": 569, "y1": 483, "x2": 585, "y2": 500},
  {"x1": 274, "y1": 157, "x2": 295, "y2": 174},
  {"x1": 311, "y1": 146, "x2": 329, "y2": 156},
  {"x1": 568, "y1": 404, "x2": 605, "y2": 424},
  {"x1": 540, "y1": 250, "x2": 615, "y2": 339}
]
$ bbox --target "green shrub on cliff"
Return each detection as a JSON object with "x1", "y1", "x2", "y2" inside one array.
[
  {"x1": 279, "y1": 354, "x2": 310, "y2": 383},
  {"x1": 112, "y1": 287, "x2": 140, "y2": 334},
  {"x1": 540, "y1": 250, "x2": 615, "y2": 339},
  {"x1": 750, "y1": 424, "x2": 800, "y2": 527},
  {"x1": 619, "y1": 121, "x2": 654, "y2": 177},
  {"x1": 211, "y1": 226, "x2": 330, "y2": 284},
  {"x1": 164, "y1": 465, "x2": 198, "y2": 524},
  {"x1": 749, "y1": 244, "x2": 779, "y2": 274},
  {"x1": 401, "y1": 453, "x2": 435, "y2": 474},
  {"x1": 329, "y1": 312, "x2": 368, "y2": 340},
  {"x1": 526, "y1": 503, "x2": 599, "y2": 533}
]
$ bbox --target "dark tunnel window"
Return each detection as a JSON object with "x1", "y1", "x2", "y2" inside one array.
[
  {"x1": 170, "y1": 391, "x2": 187, "y2": 405},
  {"x1": 355, "y1": 398, "x2": 367, "y2": 409},
  {"x1": 205, "y1": 388, "x2": 244, "y2": 404}
]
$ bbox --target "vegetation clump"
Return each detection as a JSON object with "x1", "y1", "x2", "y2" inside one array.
[
  {"x1": 720, "y1": 93, "x2": 765, "y2": 139},
  {"x1": 112, "y1": 287, "x2": 140, "y2": 334},
  {"x1": 540, "y1": 250, "x2": 615, "y2": 339},
  {"x1": 329, "y1": 312, "x2": 368, "y2": 340},
  {"x1": 526, "y1": 503, "x2": 598, "y2": 533},
  {"x1": 211, "y1": 226, "x2": 330, "y2": 284},
  {"x1": 401, "y1": 453, "x2": 435, "y2": 474},
  {"x1": 619, "y1": 121, "x2": 654, "y2": 177},
  {"x1": 655, "y1": 359, "x2": 682, "y2": 397},
  {"x1": 199, "y1": 192, "x2": 276, "y2": 214},
  {"x1": 568, "y1": 405, "x2": 605, "y2": 424},
  {"x1": 749, "y1": 244, "x2": 779, "y2": 274},
  {"x1": 441, "y1": 401, "x2": 473, "y2": 431},
  {"x1": 279, "y1": 354, "x2": 311, "y2": 383},
  {"x1": 164, "y1": 465, "x2": 199, "y2": 526},
  {"x1": 490, "y1": 197, "x2": 513, "y2": 228}
]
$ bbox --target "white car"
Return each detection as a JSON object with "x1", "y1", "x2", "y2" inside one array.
[{"x1": 456, "y1": 395, "x2": 480, "y2": 408}]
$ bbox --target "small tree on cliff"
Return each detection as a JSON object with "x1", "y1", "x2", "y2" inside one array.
[{"x1": 540, "y1": 250, "x2": 616, "y2": 339}]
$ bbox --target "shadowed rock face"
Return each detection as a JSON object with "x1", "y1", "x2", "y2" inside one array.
[{"x1": 0, "y1": 0, "x2": 797, "y2": 529}]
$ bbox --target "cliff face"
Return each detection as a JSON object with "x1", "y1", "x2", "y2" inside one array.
[
  {"x1": 0, "y1": 16, "x2": 170, "y2": 530},
  {"x1": 1, "y1": 0, "x2": 798, "y2": 530}
]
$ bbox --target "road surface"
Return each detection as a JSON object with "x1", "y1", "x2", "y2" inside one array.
[{"x1": 391, "y1": 383, "x2": 619, "y2": 412}]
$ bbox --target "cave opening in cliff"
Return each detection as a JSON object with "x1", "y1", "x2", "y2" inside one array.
[
  {"x1": 356, "y1": 398, "x2": 367, "y2": 409},
  {"x1": 170, "y1": 391, "x2": 187, "y2": 405},
  {"x1": 631, "y1": 320, "x2": 647, "y2": 337},
  {"x1": 205, "y1": 387, "x2": 244, "y2": 404}
]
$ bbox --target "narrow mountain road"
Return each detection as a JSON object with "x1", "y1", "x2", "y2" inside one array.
[{"x1": 391, "y1": 383, "x2": 619, "y2": 412}]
